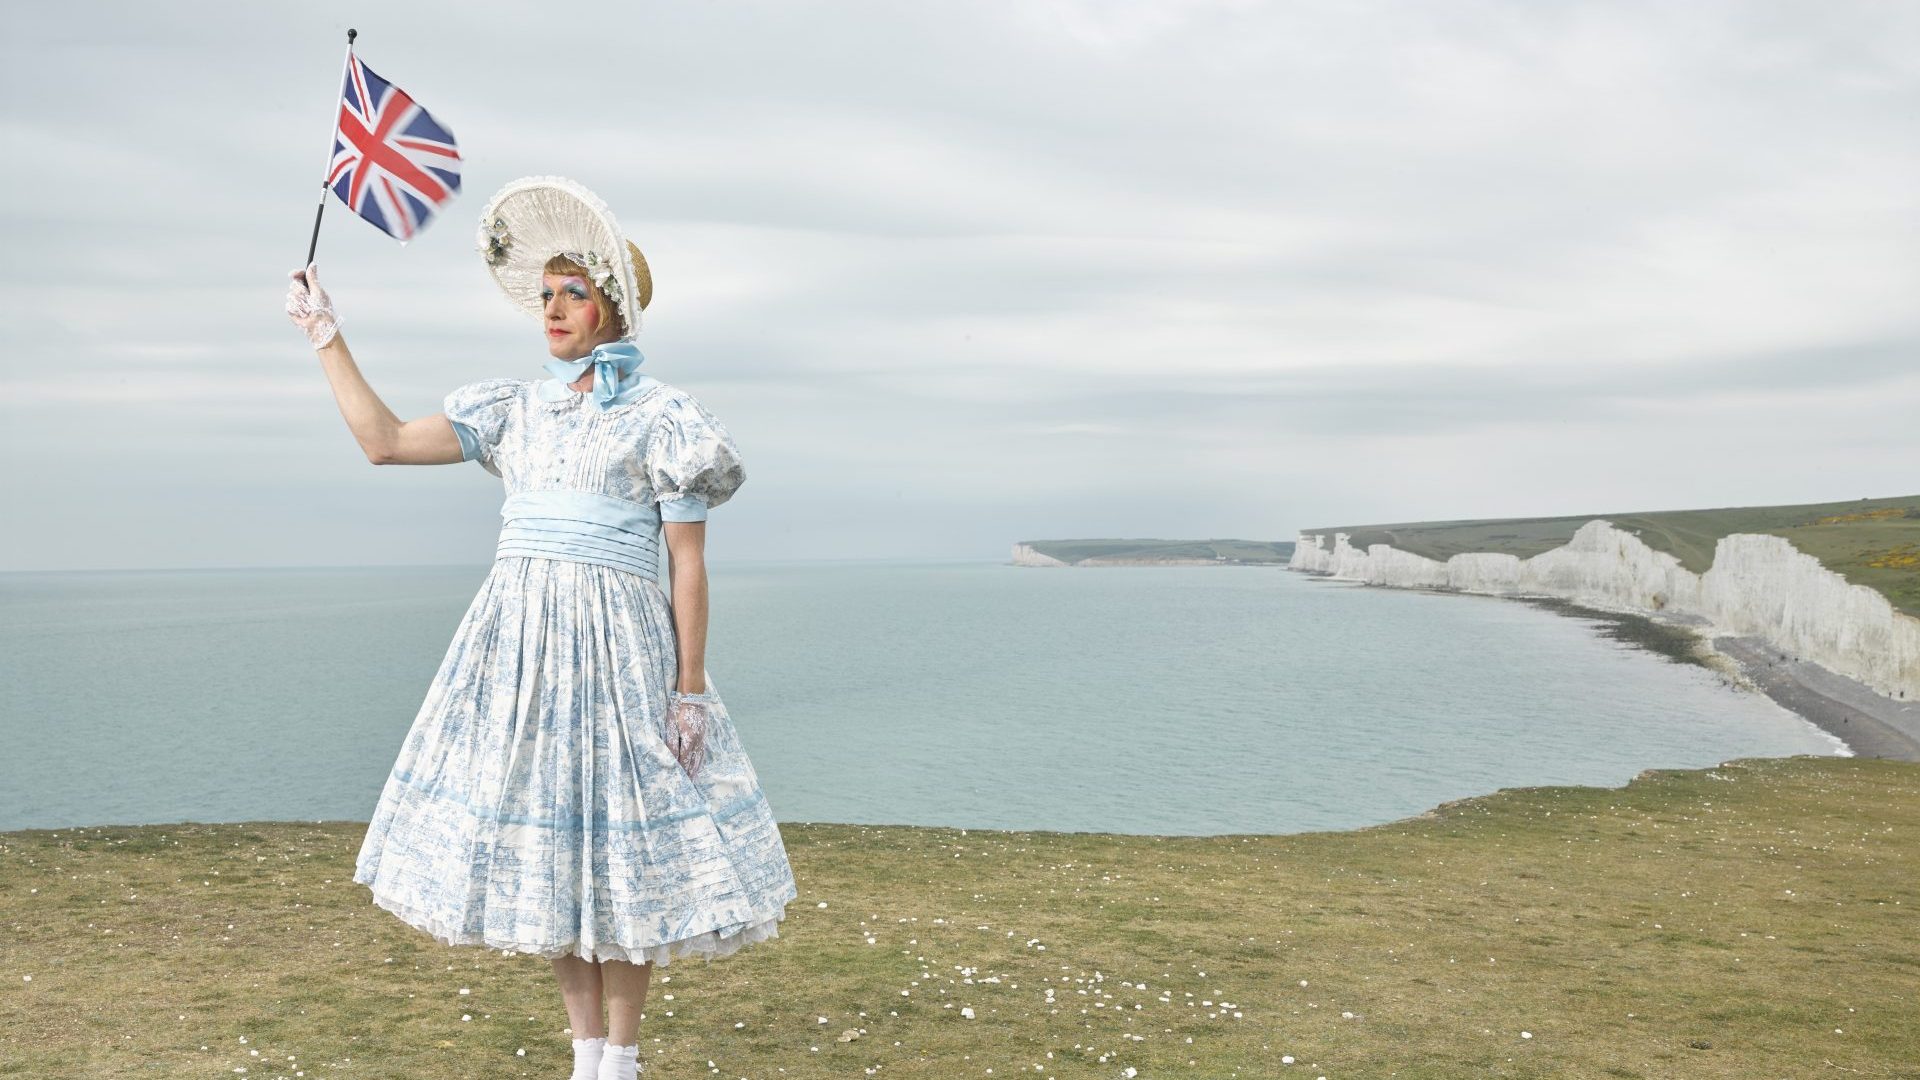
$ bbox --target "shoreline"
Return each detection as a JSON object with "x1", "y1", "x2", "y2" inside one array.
[
  {"x1": 1709, "y1": 634, "x2": 1920, "y2": 761},
  {"x1": 1303, "y1": 572, "x2": 1920, "y2": 762}
]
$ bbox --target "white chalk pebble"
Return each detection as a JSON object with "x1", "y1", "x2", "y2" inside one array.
[
  {"x1": 1282, "y1": 1055, "x2": 1294, "y2": 1064},
  {"x1": 818, "y1": 901, "x2": 828, "y2": 908},
  {"x1": 961, "y1": 1007, "x2": 974, "y2": 1019},
  {"x1": 1521, "y1": 1031, "x2": 1532, "y2": 1039}
]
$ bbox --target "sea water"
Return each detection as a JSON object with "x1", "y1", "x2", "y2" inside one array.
[{"x1": 0, "y1": 560, "x2": 1840, "y2": 835}]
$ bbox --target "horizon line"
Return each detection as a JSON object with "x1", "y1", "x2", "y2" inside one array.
[{"x1": 0, "y1": 554, "x2": 1023, "y2": 575}]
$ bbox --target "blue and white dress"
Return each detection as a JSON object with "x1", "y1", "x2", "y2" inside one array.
[{"x1": 352, "y1": 360, "x2": 797, "y2": 966}]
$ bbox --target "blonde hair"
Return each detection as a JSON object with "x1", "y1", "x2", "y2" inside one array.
[{"x1": 544, "y1": 240, "x2": 651, "y2": 338}]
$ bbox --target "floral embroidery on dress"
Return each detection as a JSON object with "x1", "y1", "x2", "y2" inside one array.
[{"x1": 354, "y1": 376, "x2": 790, "y2": 966}]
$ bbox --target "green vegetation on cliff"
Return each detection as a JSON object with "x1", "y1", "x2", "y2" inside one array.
[
  {"x1": 1020, "y1": 538, "x2": 1295, "y2": 565},
  {"x1": 5, "y1": 756, "x2": 1916, "y2": 1077},
  {"x1": 1300, "y1": 494, "x2": 1920, "y2": 616}
]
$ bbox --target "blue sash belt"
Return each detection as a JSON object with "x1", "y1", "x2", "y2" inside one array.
[{"x1": 495, "y1": 490, "x2": 662, "y2": 579}]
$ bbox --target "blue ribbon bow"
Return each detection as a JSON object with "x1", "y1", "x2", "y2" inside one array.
[{"x1": 542, "y1": 341, "x2": 647, "y2": 411}]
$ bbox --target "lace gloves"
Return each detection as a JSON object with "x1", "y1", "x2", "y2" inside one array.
[
  {"x1": 664, "y1": 690, "x2": 719, "y2": 778},
  {"x1": 285, "y1": 262, "x2": 341, "y2": 348}
]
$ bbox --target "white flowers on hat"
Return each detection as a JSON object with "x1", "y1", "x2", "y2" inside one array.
[
  {"x1": 480, "y1": 215, "x2": 512, "y2": 266},
  {"x1": 561, "y1": 248, "x2": 625, "y2": 309}
]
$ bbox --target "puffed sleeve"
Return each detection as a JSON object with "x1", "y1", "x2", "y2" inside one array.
[
  {"x1": 645, "y1": 392, "x2": 746, "y2": 522},
  {"x1": 442, "y1": 378, "x2": 520, "y2": 473}
]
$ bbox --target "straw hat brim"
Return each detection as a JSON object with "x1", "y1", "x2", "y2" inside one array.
[{"x1": 477, "y1": 176, "x2": 650, "y2": 338}]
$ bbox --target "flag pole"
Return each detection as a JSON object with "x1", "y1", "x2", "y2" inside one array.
[{"x1": 303, "y1": 28, "x2": 358, "y2": 267}]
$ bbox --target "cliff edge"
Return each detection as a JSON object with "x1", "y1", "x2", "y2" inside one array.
[
  {"x1": 1289, "y1": 519, "x2": 1920, "y2": 700},
  {"x1": 1012, "y1": 538, "x2": 1296, "y2": 567}
]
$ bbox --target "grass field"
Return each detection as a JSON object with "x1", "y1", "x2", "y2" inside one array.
[
  {"x1": 1299, "y1": 494, "x2": 1920, "y2": 617},
  {"x1": 4, "y1": 756, "x2": 1916, "y2": 1078}
]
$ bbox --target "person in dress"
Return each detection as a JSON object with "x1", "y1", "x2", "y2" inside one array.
[{"x1": 284, "y1": 176, "x2": 798, "y2": 1080}]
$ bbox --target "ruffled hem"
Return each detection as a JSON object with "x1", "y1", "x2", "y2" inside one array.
[{"x1": 359, "y1": 883, "x2": 788, "y2": 967}]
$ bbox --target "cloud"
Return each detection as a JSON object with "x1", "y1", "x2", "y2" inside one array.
[{"x1": 1, "y1": 0, "x2": 1915, "y2": 569}]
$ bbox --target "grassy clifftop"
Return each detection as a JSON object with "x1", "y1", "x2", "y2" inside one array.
[
  {"x1": 1019, "y1": 538, "x2": 1296, "y2": 564},
  {"x1": 1300, "y1": 494, "x2": 1920, "y2": 616},
  {"x1": 4, "y1": 755, "x2": 1916, "y2": 1077}
]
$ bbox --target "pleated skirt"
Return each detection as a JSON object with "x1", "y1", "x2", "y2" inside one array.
[{"x1": 351, "y1": 556, "x2": 797, "y2": 965}]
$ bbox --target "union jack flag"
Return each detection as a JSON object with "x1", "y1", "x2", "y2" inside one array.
[{"x1": 326, "y1": 53, "x2": 461, "y2": 240}]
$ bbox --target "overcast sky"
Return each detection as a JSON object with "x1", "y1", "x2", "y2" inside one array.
[{"x1": 2, "y1": 1, "x2": 1915, "y2": 571}]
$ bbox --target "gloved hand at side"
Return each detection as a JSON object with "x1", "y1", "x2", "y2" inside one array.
[{"x1": 665, "y1": 690, "x2": 717, "y2": 778}]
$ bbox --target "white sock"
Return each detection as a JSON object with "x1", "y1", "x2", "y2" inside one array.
[
  {"x1": 597, "y1": 1040, "x2": 639, "y2": 1080},
  {"x1": 570, "y1": 1036, "x2": 606, "y2": 1080}
]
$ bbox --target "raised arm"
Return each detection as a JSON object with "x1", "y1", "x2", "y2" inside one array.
[{"x1": 287, "y1": 263, "x2": 465, "y2": 466}]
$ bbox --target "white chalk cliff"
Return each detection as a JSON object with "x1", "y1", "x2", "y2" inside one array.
[
  {"x1": 1011, "y1": 543, "x2": 1071, "y2": 567},
  {"x1": 1011, "y1": 544, "x2": 1225, "y2": 567},
  {"x1": 1288, "y1": 519, "x2": 1920, "y2": 699}
]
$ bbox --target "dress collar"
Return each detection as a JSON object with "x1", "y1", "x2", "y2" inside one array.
[{"x1": 538, "y1": 341, "x2": 653, "y2": 410}]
